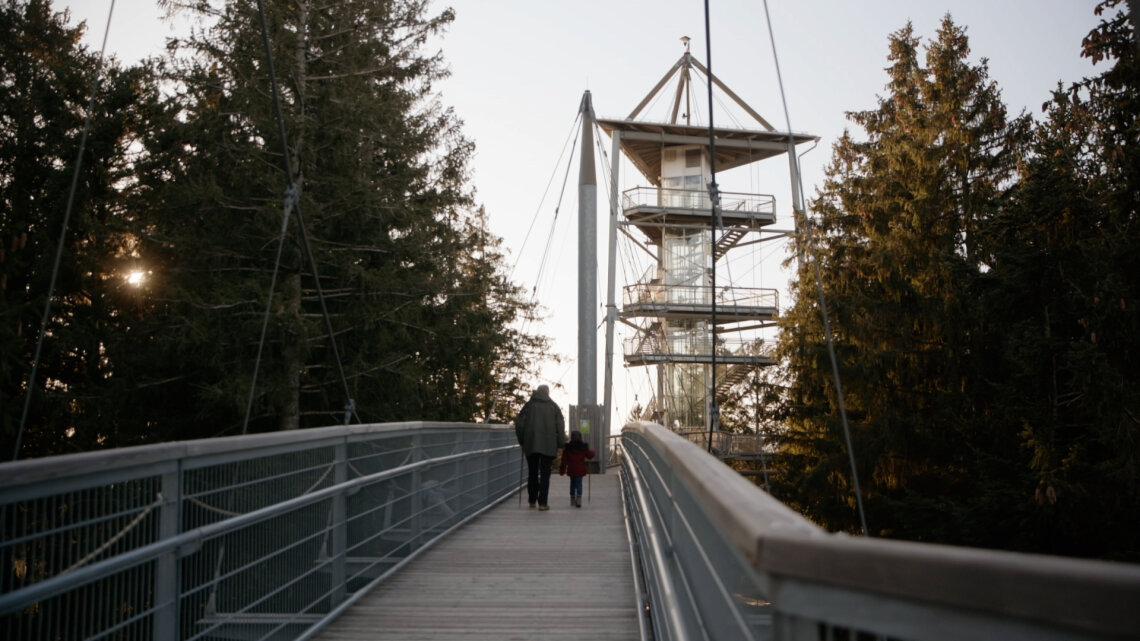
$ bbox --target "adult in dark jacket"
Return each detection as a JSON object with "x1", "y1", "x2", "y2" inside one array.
[{"x1": 514, "y1": 385, "x2": 566, "y2": 510}]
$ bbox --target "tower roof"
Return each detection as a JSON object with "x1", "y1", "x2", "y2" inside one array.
[{"x1": 597, "y1": 50, "x2": 817, "y2": 186}]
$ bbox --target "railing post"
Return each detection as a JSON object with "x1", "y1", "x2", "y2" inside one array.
[
  {"x1": 476, "y1": 431, "x2": 489, "y2": 508},
  {"x1": 154, "y1": 464, "x2": 181, "y2": 641},
  {"x1": 411, "y1": 433, "x2": 422, "y2": 547},
  {"x1": 331, "y1": 442, "x2": 348, "y2": 605}
]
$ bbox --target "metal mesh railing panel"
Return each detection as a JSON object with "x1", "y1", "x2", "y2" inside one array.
[{"x1": 0, "y1": 423, "x2": 519, "y2": 641}]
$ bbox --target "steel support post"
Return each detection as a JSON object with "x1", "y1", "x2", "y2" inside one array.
[
  {"x1": 331, "y1": 443, "x2": 347, "y2": 605},
  {"x1": 155, "y1": 465, "x2": 181, "y2": 641}
]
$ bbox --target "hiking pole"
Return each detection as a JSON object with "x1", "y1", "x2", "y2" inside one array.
[{"x1": 518, "y1": 450, "x2": 524, "y2": 507}]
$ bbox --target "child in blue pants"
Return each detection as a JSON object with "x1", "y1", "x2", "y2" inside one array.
[{"x1": 559, "y1": 431, "x2": 595, "y2": 507}]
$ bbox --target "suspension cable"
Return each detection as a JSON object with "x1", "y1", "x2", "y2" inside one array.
[
  {"x1": 253, "y1": 0, "x2": 357, "y2": 427},
  {"x1": 762, "y1": 0, "x2": 868, "y2": 536},
  {"x1": 510, "y1": 114, "x2": 581, "y2": 283},
  {"x1": 535, "y1": 120, "x2": 582, "y2": 293},
  {"x1": 13, "y1": 0, "x2": 117, "y2": 461},
  {"x1": 704, "y1": 0, "x2": 722, "y2": 454},
  {"x1": 484, "y1": 112, "x2": 583, "y2": 421},
  {"x1": 242, "y1": 185, "x2": 295, "y2": 433}
]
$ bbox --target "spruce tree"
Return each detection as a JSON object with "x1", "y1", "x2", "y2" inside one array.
[
  {"x1": 774, "y1": 17, "x2": 1019, "y2": 539},
  {"x1": 125, "y1": 0, "x2": 543, "y2": 438},
  {"x1": 0, "y1": 0, "x2": 161, "y2": 457},
  {"x1": 978, "y1": 0, "x2": 1140, "y2": 560}
]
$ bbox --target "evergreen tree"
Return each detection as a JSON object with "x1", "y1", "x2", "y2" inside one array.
[
  {"x1": 0, "y1": 0, "x2": 161, "y2": 458},
  {"x1": 124, "y1": 0, "x2": 543, "y2": 438},
  {"x1": 977, "y1": 0, "x2": 1140, "y2": 560},
  {"x1": 774, "y1": 17, "x2": 1021, "y2": 539}
]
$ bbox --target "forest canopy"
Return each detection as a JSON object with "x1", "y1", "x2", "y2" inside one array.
[
  {"x1": 767, "y1": 1, "x2": 1139, "y2": 560},
  {"x1": 1, "y1": 0, "x2": 549, "y2": 459}
]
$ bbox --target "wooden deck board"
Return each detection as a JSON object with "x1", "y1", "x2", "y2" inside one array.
[{"x1": 311, "y1": 472, "x2": 642, "y2": 641}]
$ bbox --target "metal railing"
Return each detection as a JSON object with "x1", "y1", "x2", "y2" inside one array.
[
  {"x1": 7, "y1": 419, "x2": 1139, "y2": 641},
  {"x1": 620, "y1": 421, "x2": 1140, "y2": 641},
  {"x1": 622, "y1": 282, "x2": 778, "y2": 311},
  {"x1": 624, "y1": 334, "x2": 772, "y2": 362},
  {"x1": 606, "y1": 434, "x2": 625, "y2": 468},
  {"x1": 672, "y1": 428, "x2": 767, "y2": 458},
  {"x1": 622, "y1": 187, "x2": 775, "y2": 220},
  {"x1": 0, "y1": 422, "x2": 519, "y2": 641}
]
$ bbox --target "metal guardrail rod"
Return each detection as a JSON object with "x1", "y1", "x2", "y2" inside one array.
[
  {"x1": 621, "y1": 442, "x2": 695, "y2": 641},
  {"x1": 617, "y1": 468, "x2": 652, "y2": 641}
]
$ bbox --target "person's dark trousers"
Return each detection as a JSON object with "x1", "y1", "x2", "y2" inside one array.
[{"x1": 526, "y1": 453, "x2": 555, "y2": 505}]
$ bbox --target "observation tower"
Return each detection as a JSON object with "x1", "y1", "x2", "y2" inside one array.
[{"x1": 599, "y1": 42, "x2": 817, "y2": 443}]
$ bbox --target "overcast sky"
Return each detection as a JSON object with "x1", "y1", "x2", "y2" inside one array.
[{"x1": 64, "y1": 0, "x2": 1107, "y2": 428}]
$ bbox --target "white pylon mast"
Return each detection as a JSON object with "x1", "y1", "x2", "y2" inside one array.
[{"x1": 577, "y1": 91, "x2": 597, "y2": 408}]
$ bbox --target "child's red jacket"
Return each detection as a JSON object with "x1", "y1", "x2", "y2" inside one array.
[{"x1": 559, "y1": 441, "x2": 595, "y2": 477}]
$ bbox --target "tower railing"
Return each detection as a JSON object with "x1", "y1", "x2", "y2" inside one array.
[
  {"x1": 623, "y1": 282, "x2": 778, "y2": 311},
  {"x1": 0, "y1": 422, "x2": 519, "y2": 641},
  {"x1": 621, "y1": 187, "x2": 776, "y2": 219},
  {"x1": 620, "y1": 420, "x2": 1140, "y2": 641},
  {"x1": 623, "y1": 334, "x2": 773, "y2": 363}
]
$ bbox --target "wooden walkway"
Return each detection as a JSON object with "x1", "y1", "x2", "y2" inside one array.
[{"x1": 311, "y1": 471, "x2": 643, "y2": 641}]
